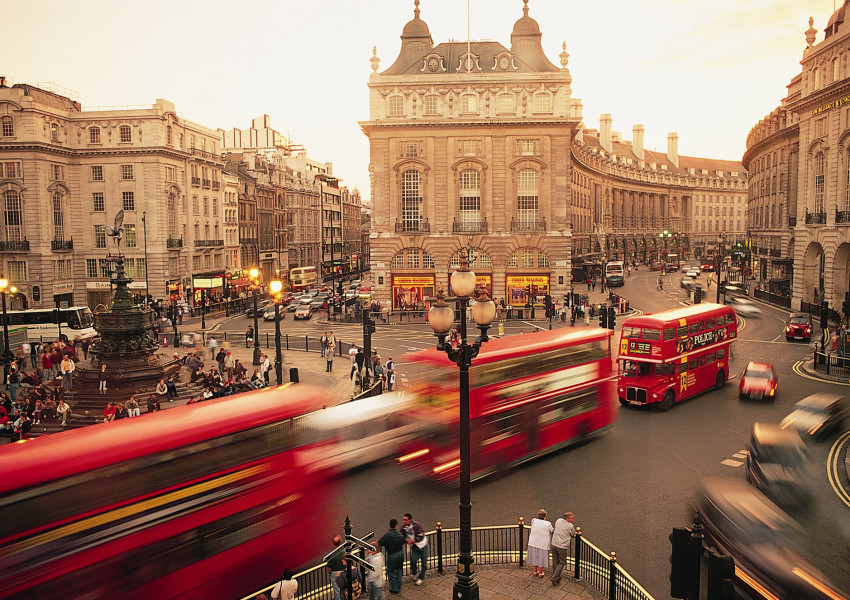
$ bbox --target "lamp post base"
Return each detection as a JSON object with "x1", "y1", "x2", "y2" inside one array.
[
  {"x1": 453, "y1": 555, "x2": 479, "y2": 600},
  {"x1": 253, "y1": 346, "x2": 261, "y2": 366}
]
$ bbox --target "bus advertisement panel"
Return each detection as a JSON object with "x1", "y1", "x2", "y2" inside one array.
[
  {"x1": 617, "y1": 303, "x2": 738, "y2": 411},
  {"x1": 397, "y1": 327, "x2": 616, "y2": 482},
  {"x1": 605, "y1": 261, "x2": 625, "y2": 287}
]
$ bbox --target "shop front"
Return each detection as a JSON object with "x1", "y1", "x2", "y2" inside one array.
[
  {"x1": 86, "y1": 281, "x2": 112, "y2": 311},
  {"x1": 53, "y1": 282, "x2": 74, "y2": 309},
  {"x1": 391, "y1": 274, "x2": 435, "y2": 310},
  {"x1": 192, "y1": 272, "x2": 225, "y2": 305},
  {"x1": 505, "y1": 274, "x2": 550, "y2": 317}
]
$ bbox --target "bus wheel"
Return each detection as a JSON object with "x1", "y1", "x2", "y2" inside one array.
[
  {"x1": 657, "y1": 390, "x2": 674, "y2": 412},
  {"x1": 715, "y1": 370, "x2": 726, "y2": 390}
]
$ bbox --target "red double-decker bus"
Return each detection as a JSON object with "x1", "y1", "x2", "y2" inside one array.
[
  {"x1": 617, "y1": 303, "x2": 738, "y2": 411},
  {"x1": 397, "y1": 327, "x2": 617, "y2": 482},
  {"x1": 0, "y1": 384, "x2": 341, "y2": 600}
]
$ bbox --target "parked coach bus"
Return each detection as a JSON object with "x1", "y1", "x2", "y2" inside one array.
[
  {"x1": 605, "y1": 261, "x2": 625, "y2": 287},
  {"x1": 0, "y1": 384, "x2": 341, "y2": 600},
  {"x1": 617, "y1": 303, "x2": 738, "y2": 411},
  {"x1": 397, "y1": 327, "x2": 617, "y2": 482},
  {"x1": 4, "y1": 306, "x2": 97, "y2": 342}
]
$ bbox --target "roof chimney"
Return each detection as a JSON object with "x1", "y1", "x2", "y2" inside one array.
[
  {"x1": 600, "y1": 114, "x2": 613, "y2": 153},
  {"x1": 667, "y1": 132, "x2": 679, "y2": 167},
  {"x1": 632, "y1": 125, "x2": 645, "y2": 160},
  {"x1": 0, "y1": 76, "x2": 7, "y2": 88}
]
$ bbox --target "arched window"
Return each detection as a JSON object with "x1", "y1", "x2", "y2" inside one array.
[
  {"x1": 458, "y1": 169, "x2": 480, "y2": 227},
  {"x1": 516, "y1": 169, "x2": 539, "y2": 226},
  {"x1": 50, "y1": 123, "x2": 59, "y2": 142},
  {"x1": 507, "y1": 247, "x2": 550, "y2": 268},
  {"x1": 119, "y1": 124, "x2": 132, "y2": 143},
  {"x1": 53, "y1": 192, "x2": 65, "y2": 241},
  {"x1": 391, "y1": 247, "x2": 435, "y2": 269},
  {"x1": 461, "y1": 94, "x2": 478, "y2": 114},
  {"x1": 533, "y1": 92, "x2": 552, "y2": 113},
  {"x1": 401, "y1": 170, "x2": 423, "y2": 231},
  {"x1": 89, "y1": 127, "x2": 101, "y2": 144},
  {"x1": 814, "y1": 151, "x2": 825, "y2": 213},
  {"x1": 1, "y1": 116, "x2": 14, "y2": 137},
  {"x1": 167, "y1": 193, "x2": 177, "y2": 238},
  {"x1": 166, "y1": 125, "x2": 173, "y2": 146},
  {"x1": 3, "y1": 190, "x2": 23, "y2": 242},
  {"x1": 496, "y1": 93, "x2": 515, "y2": 113},
  {"x1": 448, "y1": 247, "x2": 491, "y2": 269}
]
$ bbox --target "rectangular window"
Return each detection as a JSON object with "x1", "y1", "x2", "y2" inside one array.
[
  {"x1": 677, "y1": 325, "x2": 688, "y2": 338},
  {"x1": 688, "y1": 323, "x2": 699, "y2": 335},
  {"x1": 388, "y1": 96, "x2": 404, "y2": 116},
  {"x1": 86, "y1": 259, "x2": 98, "y2": 278},
  {"x1": 51, "y1": 164, "x2": 64, "y2": 180},
  {"x1": 400, "y1": 142, "x2": 421, "y2": 158},
  {"x1": 122, "y1": 191, "x2": 135, "y2": 211},
  {"x1": 1, "y1": 117, "x2": 13, "y2": 137},
  {"x1": 136, "y1": 258, "x2": 146, "y2": 279},
  {"x1": 688, "y1": 358, "x2": 699, "y2": 370},
  {"x1": 53, "y1": 259, "x2": 72, "y2": 279},
  {"x1": 3, "y1": 162, "x2": 19, "y2": 178},
  {"x1": 121, "y1": 165, "x2": 134, "y2": 180},
  {"x1": 497, "y1": 93, "x2": 516, "y2": 113},
  {"x1": 125, "y1": 224, "x2": 136, "y2": 247},
  {"x1": 193, "y1": 196, "x2": 199, "y2": 215},
  {"x1": 119, "y1": 125, "x2": 132, "y2": 143},
  {"x1": 89, "y1": 127, "x2": 101, "y2": 144},
  {"x1": 99, "y1": 258, "x2": 111, "y2": 278},
  {"x1": 95, "y1": 226, "x2": 106, "y2": 248},
  {"x1": 516, "y1": 139, "x2": 541, "y2": 156},
  {"x1": 193, "y1": 255, "x2": 201, "y2": 271},
  {"x1": 203, "y1": 197, "x2": 209, "y2": 216},
  {"x1": 92, "y1": 192, "x2": 104, "y2": 212},
  {"x1": 124, "y1": 258, "x2": 135, "y2": 278},
  {"x1": 663, "y1": 328, "x2": 675, "y2": 341},
  {"x1": 459, "y1": 140, "x2": 479, "y2": 157},
  {"x1": 91, "y1": 165, "x2": 103, "y2": 181},
  {"x1": 705, "y1": 317, "x2": 715, "y2": 329},
  {"x1": 533, "y1": 93, "x2": 552, "y2": 113},
  {"x1": 676, "y1": 362, "x2": 688, "y2": 374},
  {"x1": 717, "y1": 348, "x2": 726, "y2": 359},
  {"x1": 726, "y1": 314, "x2": 735, "y2": 325},
  {"x1": 169, "y1": 256, "x2": 178, "y2": 277},
  {"x1": 461, "y1": 94, "x2": 477, "y2": 113},
  {"x1": 423, "y1": 95, "x2": 439, "y2": 115},
  {"x1": 166, "y1": 166, "x2": 175, "y2": 182},
  {"x1": 8, "y1": 261, "x2": 26, "y2": 281},
  {"x1": 212, "y1": 197, "x2": 218, "y2": 217}
]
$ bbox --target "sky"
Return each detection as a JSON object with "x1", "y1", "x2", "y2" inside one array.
[{"x1": 2, "y1": 0, "x2": 839, "y2": 202}]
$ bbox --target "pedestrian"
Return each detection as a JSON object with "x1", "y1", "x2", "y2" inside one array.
[
  {"x1": 386, "y1": 357, "x2": 395, "y2": 392},
  {"x1": 402, "y1": 513, "x2": 427, "y2": 585},
  {"x1": 246, "y1": 325, "x2": 254, "y2": 349},
  {"x1": 56, "y1": 398, "x2": 71, "y2": 426},
  {"x1": 60, "y1": 354, "x2": 75, "y2": 391},
  {"x1": 366, "y1": 543, "x2": 386, "y2": 600},
  {"x1": 224, "y1": 350, "x2": 236, "y2": 380},
  {"x1": 326, "y1": 344, "x2": 335, "y2": 372},
  {"x1": 26, "y1": 341, "x2": 35, "y2": 369},
  {"x1": 126, "y1": 395, "x2": 140, "y2": 418},
  {"x1": 262, "y1": 353, "x2": 271, "y2": 384},
  {"x1": 349, "y1": 345, "x2": 359, "y2": 380},
  {"x1": 550, "y1": 512, "x2": 576, "y2": 586},
  {"x1": 336, "y1": 558, "x2": 363, "y2": 600},
  {"x1": 98, "y1": 364, "x2": 108, "y2": 395},
  {"x1": 147, "y1": 393, "x2": 161, "y2": 413},
  {"x1": 526, "y1": 508, "x2": 553, "y2": 578},
  {"x1": 321, "y1": 332, "x2": 328, "y2": 358},
  {"x1": 103, "y1": 401, "x2": 117, "y2": 422},
  {"x1": 326, "y1": 536, "x2": 344, "y2": 600},
  {"x1": 379, "y1": 518, "x2": 405, "y2": 594},
  {"x1": 216, "y1": 347, "x2": 226, "y2": 376},
  {"x1": 270, "y1": 568, "x2": 297, "y2": 600},
  {"x1": 166, "y1": 375, "x2": 179, "y2": 401},
  {"x1": 208, "y1": 336, "x2": 218, "y2": 361}
]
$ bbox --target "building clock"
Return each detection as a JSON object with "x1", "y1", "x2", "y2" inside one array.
[{"x1": 429, "y1": 58, "x2": 439, "y2": 72}]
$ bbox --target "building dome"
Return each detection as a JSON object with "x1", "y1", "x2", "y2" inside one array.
[
  {"x1": 401, "y1": 0, "x2": 432, "y2": 40},
  {"x1": 825, "y1": 0, "x2": 849, "y2": 37},
  {"x1": 512, "y1": 0, "x2": 541, "y2": 36}
]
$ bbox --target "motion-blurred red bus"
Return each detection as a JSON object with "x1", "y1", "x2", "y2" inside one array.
[
  {"x1": 0, "y1": 384, "x2": 341, "y2": 600},
  {"x1": 397, "y1": 328, "x2": 617, "y2": 482},
  {"x1": 617, "y1": 303, "x2": 738, "y2": 411}
]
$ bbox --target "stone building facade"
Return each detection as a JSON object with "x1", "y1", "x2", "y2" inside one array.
[
  {"x1": 362, "y1": 1, "x2": 581, "y2": 309},
  {"x1": 0, "y1": 82, "x2": 226, "y2": 309},
  {"x1": 571, "y1": 117, "x2": 748, "y2": 269},
  {"x1": 745, "y1": 3, "x2": 850, "y2": 311}
]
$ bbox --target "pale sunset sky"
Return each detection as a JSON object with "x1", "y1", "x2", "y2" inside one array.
[{"x1": 2, "y1": 0, "x2": 839, "y2": 200}]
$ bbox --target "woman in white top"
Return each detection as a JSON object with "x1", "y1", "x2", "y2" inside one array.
[
  {"x1": 270, "y1": 568, "x2": 297, "y2": 600},
  {"x1": 526, "y1": 508, "x2": 554, "y2": 578}
]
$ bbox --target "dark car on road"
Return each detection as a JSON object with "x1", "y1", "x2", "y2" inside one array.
[
  {"x1": 746, "y1": 422, "x2": 810, "y2": 507},
  {"x1": 692, "y1": 480, "x2": 843, "y2": 600},
  {"x1": 244, "y1": 300, "x2": 273, "y2": 318},
  {"x1": 780, "y1": 393, "x2": 849, "y2": 441},
  {"x1": 784, "y1": 312, "x2": 813, "y2": 341}
]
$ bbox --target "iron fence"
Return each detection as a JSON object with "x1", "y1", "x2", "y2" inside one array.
[
  {"x1": 245, "y1": 521, "x2": 654, "y2": 600},
  {"x1": 752, "y1": 288, "x2": 792, "y2": 309},
  {"x1": 813, "y1": 348, "x2": 850, "y2": 377}
]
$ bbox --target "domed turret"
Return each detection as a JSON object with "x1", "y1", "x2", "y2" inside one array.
[
  {"x1": 383, "y1": 0, "x2": 434, "y2": 74},
  {"x1": 511, "y1": 0, "x2": 541, "y2": 37},
  {"x1": 510, "y1": 0, "x2": 557, "y2": 72}
]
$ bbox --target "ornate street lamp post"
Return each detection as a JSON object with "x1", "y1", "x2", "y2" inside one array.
[
  {"x1": 250, "y1": 267, "x2": 261, "y2": 366},
  {"x1": 715, "y1": 235, "x2": 725, "y2": 304},
  {"x1": 426, "y1": 249, "x2": 495, "y2": 600},
  {"x1": 0, "y1": 277, "x2": 11, "y2": 388},
  {"x1": 270, "y1": 279, "x2": 283, "y2": 385}
]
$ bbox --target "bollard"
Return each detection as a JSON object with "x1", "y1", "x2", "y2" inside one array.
[
  {"x1": 608, "y1": 552, "x2": 617, "y2": 600},
  {"x1": 289, "y1": 367, "x2": 299, "y2": 383},
  {"x1": 436, "y1": 522, "x2": 443, "y2": 574},
  {"x1": 518, "y1": 517, "x2": 525, "y2": 567},
  {"x1": 574, "y1": 526, "x2": 582, "y2": 579}
]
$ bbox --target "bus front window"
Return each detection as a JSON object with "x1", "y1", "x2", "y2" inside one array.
[{"x1": 620, "y1": 360, "x2": 638, "y2": 378}]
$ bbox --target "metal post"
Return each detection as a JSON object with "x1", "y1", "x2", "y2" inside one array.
[
  {"x1": 1, "y1": 291, "x2": 9, "y2": 388},
  {"x1": 274, "y1": 298, "x2": 282, "y2": 385},
  {"x1": 574, "y1": 526, "x2": 582, "y2": 579},
  {"x1": 172, "y1": 301, "x2": 179, "y2": 348},
  {"x1": 436, "y1": 522, "x2": 444, "y2": 574},
  {"x1": 608, "y1": 552, "x2": 617, "y2": 600},
  {"x1": 252, "y1": 284, "x2": 261, "y2": 366},
  {"x1": 142, "y1": 211, "x2": 150, "y2": 305},
  {"x1": 689, "y1": 513, "x2": 704, "y2": 600},
  {"x1": 200, "y1": 289, "x2": 206, "y2": 330}
]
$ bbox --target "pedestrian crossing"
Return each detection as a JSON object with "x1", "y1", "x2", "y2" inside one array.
[{"x1": 720, "y1": 449, "x2": 748, "y2": 467}]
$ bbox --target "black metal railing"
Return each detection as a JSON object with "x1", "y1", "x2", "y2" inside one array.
[
  {"x1": 191, "y1": 148, "x2": 224, "y2": 162},
  {"x1": 805, "y1": 211, "x2": 827, "y2": 224},
  {"x1": 248, "y1": 521, "x2": 653, "y2": 600},
  {"x1": 814, "y1": 348, "x2": 850, "y2": 377},
  {"x1": 51, "y1": 238, "x2": 73, "y2": 251},
  {"x1": 788, "y1": 216, "x2": 797, "y2": 227},
  {"x1": 510, "y1": 218, "x2": 547, "y2": 232},
  {"x1": 752, "y1": 288, "x2": 792, "y2": 309},
  {"x1": 202, "y1": 179, "x2": 211, "y2": 188},
  {"x1": 167, "y1": 237, "x2": 183, "y2": 249},
  {"x1": 239, "y1": 237, "x2": 259, "y2": 246},
  {"x1": 452, "y1": 219, "x2": 488, "y2": 233},
  {"x1": 769, "y1": 248, "x2": 782, "y2": 257},
  {"x1": 212, "y1": 181, "x2": 220, "y2": 190},
  {"x1": 0, "y1": 239, "x2": 29, "y2": 252},
  {"x1": 394, "y1": 219, "x2": 430, "y2": 234},
  {"x1": 837, "y1": 208, "x2": 850, "y2": 224},
  {"x1": 191, "y1": 176, "x2": 201, "y2": 186},
  {"x1": 194, "y1": 239, "x2": 224, "y2": 247}
]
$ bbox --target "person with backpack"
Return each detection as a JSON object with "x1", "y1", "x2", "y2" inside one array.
[
  {"x1": 336, "y1": 558, "x2": 363, "y2": 600},
  {"x1": 270, "y1": 568, "x2": 297, "y2": 600}
]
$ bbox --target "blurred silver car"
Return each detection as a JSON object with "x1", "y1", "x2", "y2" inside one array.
[
  {"x1": 727, "y1": 296, "x2": 761, "y2": 317},
  {"x1": 780, "y1": 393, "x2": 849, "y2": 440},
  {"x1": 746, "y1": 422, "x2": 811, "y2": 506}
]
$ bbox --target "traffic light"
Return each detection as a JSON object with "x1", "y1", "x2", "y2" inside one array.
[
  {"x1": 368, "y1": 318, "x2": 376, "y2": 335},
  {"x1": 669, "y1": 527, "x2": 693, "y2": 599},
  {"x1": 607, "y1": 306, "x2": 616, "y2": 330},
  {"x1": 821, "y1": 301, "x2": 829, "y2": 331},
  {"x1": 599, "y1": 307, "x2": 608, "y2": 328},
  {"x1": 706, "y1": 549, "x2": 735, "y2": 600}
]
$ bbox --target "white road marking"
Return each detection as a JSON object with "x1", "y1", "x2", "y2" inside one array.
[
  {"x1": 771, "y1": 334, "x2": 783, "y2": 342},
  {"x1": 733, "y1": 452, "x2": 748, "y2": 459},
  {"x1": 721, "y1": 459, "x2": 743, "y2": 467}
]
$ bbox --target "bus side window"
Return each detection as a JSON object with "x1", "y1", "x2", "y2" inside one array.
[
  {"x1": 677, "y1": 362, "x2": 688, "y2": 374},
  {"x1": 688, "y1": 358, "x2": 699, "y2": 370},
  {"x1": 700, "y1": 356, "x2": 706, "y2": 367},
  {"x1": 726, "y1": 314, "x2": 736, "y2": 325},
  {"x1": 677, "y1": 325, "x2": 688, "y2": 338},
  {"x1": 663, "y1": 328, "x2": 675, "y2": 341},
  {"x1": 717, "y1": 348, "x2": 726, "y2": 359},
  {"x1": 706, "y1": 353, "x2": 716, "y2": 364},
  {"x1": 689, "y1": 323, "x2": 699, "y2": 335},
  {"x1": 705, "y1": 317, "x2": 715, "y2": 329}
]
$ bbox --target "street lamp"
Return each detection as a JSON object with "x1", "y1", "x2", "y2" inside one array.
[
  {"x1": 270, "y1": 279, "x2": 283, "y2": 385},
  {"x1": 0, "y1": 277, "x2": 11, "y2": 388},
  {"x1": 715, "y1": 235, "x2": 724, "y2": 304},
  {"x1": 250, "y1": 267, "x2": 261, "y2": 366},
  {"x1": 426, "y1": 249, "x2": 496, "y2": 600}
]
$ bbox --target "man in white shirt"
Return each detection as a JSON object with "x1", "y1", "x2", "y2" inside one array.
[
  {"x1": 270, "y1": 568, "x2": 297, "y2": 600},
  {"x1": 550, "y1": 511, "x2": 576, "y2": 586},
  {"x1": 349, "y1": 345, "x2": 359, "y2": 380},
  {"x1": 367, "y1": 543, "x2": 386, "y2": 600}
]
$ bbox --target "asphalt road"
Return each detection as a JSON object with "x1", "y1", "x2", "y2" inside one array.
[{"x1": 220, "y1": 270, "x2": 850, "y2": 598}]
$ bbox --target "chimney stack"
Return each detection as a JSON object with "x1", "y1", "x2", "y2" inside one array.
[
  {"x1": 600, "y1": 114, "x2": 613, "y2": 153},
  {"x1": 633, "y1": 125, "x2": 645, "y2": 160},
  {"x1": 0, "y1": 76, "x2": 7, "y2": 88},
  {"x1": 667, "y1": 132, "x2": 679, "y2": 167}
]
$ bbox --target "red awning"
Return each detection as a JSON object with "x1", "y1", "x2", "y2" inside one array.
[{"x1": 230, "y1": 278, "x2": 249, "y2": 286}]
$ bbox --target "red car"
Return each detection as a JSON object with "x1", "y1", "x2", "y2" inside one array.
[
  {"x1": 699, "y1": 261, "x2": 716, "y2": 272},
  {"x1": 784, "y1": 312, "x2": 812, "y2": 341},
  {"x1": 739, "y1": 361, "x2": 778, "y2": 401}
]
